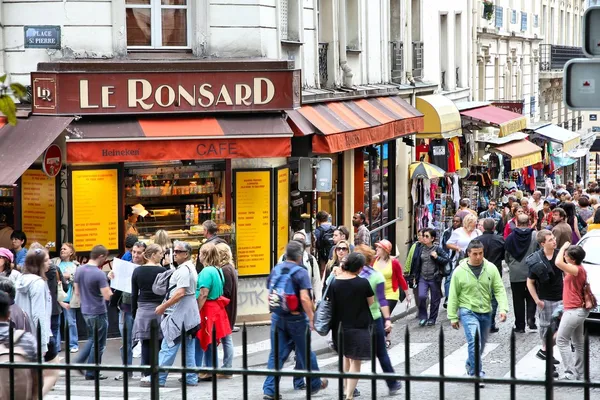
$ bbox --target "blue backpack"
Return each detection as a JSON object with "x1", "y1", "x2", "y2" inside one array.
[{"x1": 268, "y1": 263, "x2": 303, "y2": 314}]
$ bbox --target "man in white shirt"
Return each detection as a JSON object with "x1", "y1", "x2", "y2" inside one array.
[
  {"x1": 278, "y1": 231, "x2": 322, "y2": 301},
  {"x1": 529, "y1": 191, "x2": 544, "y2": 212}
]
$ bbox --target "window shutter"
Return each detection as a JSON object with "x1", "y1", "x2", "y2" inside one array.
[{"x1": 280, "y1": 0, "x2": 289, "y2": 40}]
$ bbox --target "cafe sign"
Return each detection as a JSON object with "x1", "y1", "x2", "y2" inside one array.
[{"x1": 31, "y1": 69, "x2": 301, "y2": 115}]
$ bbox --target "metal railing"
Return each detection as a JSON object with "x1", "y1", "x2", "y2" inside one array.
[
  {"x1": 441, "y1": 70, "x2": 446, "y2": 91},
  {"x1": 539, "y1": 44, "x2": 585, "y2": 71},
  {"x1": 4, "y1": 319, "x2": 600, "y2": 400},
  {"x1": 571, "y1": 118, "x2": 577, "y2": 132},
  {"x1": 369, "y1": 216, "x2": 401, "y2": 245},
  {"x1": 578, "y1": 115, "x2": 583, "y2": 130},
  {"x1": 456, "y1": 67, "x2": 460, "y2": 88},
  {"x1": 412, "y1": 41, "x2": 423, "y2": 79},
  {"x1": 390, "y1": 41, "x2": 404, "y2": 84},
  {"x1": 318, "y1": 43, "x2": 328, "y2": 88}
]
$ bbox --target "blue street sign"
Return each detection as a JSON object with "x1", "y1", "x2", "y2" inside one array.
[{"x1": 24, "y1": 26, "x2": 61, "y2": 49}]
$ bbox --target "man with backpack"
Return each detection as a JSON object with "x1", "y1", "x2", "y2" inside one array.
[
  {"x1": 314, "y1": 211, "x2": 335, "y2": 269},
  {"x1": 262, "y1": 241, "x2": 328, "y2": 400},
  {"x1": 0, "y1": 291, "x2": 39, "y2": 400},
  {"x1": 278, "y1": 232, "x2": 322, "y2": 301}
]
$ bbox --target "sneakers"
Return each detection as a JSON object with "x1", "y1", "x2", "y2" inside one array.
[
  {"x1": 560, "y1": 370, "x2": 577, "y2": 380},
  {"x1": 311, "y1": 378, "x2": 329, "y2": 395},
  {"x1": 140, "y1": 376, "x2": 165, "y2": 387},
  {"x1": 528, "y1": 324, "x2": 538, "y2": 331},
  {"x1": 535, "y1": 349, "x2": 560, "y2": 365},
  {"x1": 114, "y1": 373, "x2": 134, "y2": 381},
  {"x1": 512, "y1": 328, "x2": 526, "y2": 334},
  {"x1": 262, "y1": 395, "x2": 282, "y2": 400},
  {"x1": 388, "y1": 381, "x2": 402, "y2": 395},
  {"x1": 70, "y1": 347, "x2": 79, "y2": 353},
  {"x1": 426, "y1": 320, "x2": 435, "y2": 326},
  {"x1": 85, "y1": 374, "x2": 108, "y2": 380},
  {"x1": 419, "y1": 319, "x2": 427, "y2": 327}
]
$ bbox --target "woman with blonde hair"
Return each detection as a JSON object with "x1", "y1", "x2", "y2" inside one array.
[
  {"x1": 195, "y1": 243, "x2": 232, "y2": 379},
  {"x1": 322, "y1": 239, "x2": 351, "y2": 293},
  {"x1": 131, "y1": 244, "x2": 167, "y2": 380},
  {"x1": 212, "y1": 242, "x2": 236, "y2": 377},
  {"x1": 154, "y1": 229, "x2": 173, "y2": 267},
  {"x1": 52, "y1": 242, "x2": 80, "y2": 353},
  {"x1": 447, "y1": 214, "x2": 482, "y2": 256}
]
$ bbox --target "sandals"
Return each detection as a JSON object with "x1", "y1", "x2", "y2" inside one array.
[{"x1": 385, "y1": 340, "x2": 391, "y2": 349}]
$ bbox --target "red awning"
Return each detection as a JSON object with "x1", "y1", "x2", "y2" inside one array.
[
  {"x1": 287, "y1": 96, "x2": 424, "y2": 153},
  {"x1": 66, "y1": 114, "x2": 292, "y2": 163},
  {"x1": 0, "y1": 116, "x2": 73, "y2": 185},
  {"x1": 460, "y1": 105, "x2": 527, "y2": 137}
]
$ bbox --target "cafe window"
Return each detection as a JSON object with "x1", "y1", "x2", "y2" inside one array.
[{"x1": 126, "y1": 0, "x2": 190, "y2": 49}]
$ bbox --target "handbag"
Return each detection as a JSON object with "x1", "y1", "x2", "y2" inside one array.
[
  {"x1": 582, "y1": 275, "x2": 597, "y2": 310},
  {"x1": 314, "y1": 276, "x2": 335, "y2": 336},
  {"x1": 64, "y1": 285, "x2": 73, "y2": 303},
  {"x1": 56, "y1": 270, "x2": 67, "y2": 303}
]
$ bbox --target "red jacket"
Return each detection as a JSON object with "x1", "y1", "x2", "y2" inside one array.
[
  {"x1": 197, "y1": 296, "x2": 232, "y2": 351},
  {"x1": 388, "y1": 258, "x2": 408, "y2": 292}
]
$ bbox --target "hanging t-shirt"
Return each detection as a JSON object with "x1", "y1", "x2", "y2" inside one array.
[
  {"x1": 428, "y1": 139, "x2": 449, "y2": 171},
  {"x1": 447, "y1": 140, "x2": 457, "y2": 173},
  {"x1": 449, "y1": 137, "x2": 462, "y2": 170},
  {"x1": 416, "y1": 143, "x2": 430, "y2": 162}
]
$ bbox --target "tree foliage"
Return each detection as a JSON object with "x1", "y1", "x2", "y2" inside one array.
[{"x1": 0, "y1": 74, "x2": 27, "y2": 125}]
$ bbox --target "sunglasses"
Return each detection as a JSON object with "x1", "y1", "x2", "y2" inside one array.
[
  {"x1": 423, "y1": 235, "x2": 431, "y2": 238},
  {"x1": 337, "y1": 247, "x2": 349, "y2": 251},
  {"x1": 173, "y1": 249, "x2": 188, "y2": 254}
]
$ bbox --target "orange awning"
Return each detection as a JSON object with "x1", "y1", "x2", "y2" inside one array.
[
  {"x1": 460, "y1": 105, "x2": 527, "y2": 137},
  {"x1": 66, "y1": 114, "x2": 292, "y2": 163},
  {"x1": 287, "y1": 96, "x2": 424, "y2": 153}
]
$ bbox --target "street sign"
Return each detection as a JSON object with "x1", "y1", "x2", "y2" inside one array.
[
  {"x1": 24, "y1": 26, "x2": 61, "y2": 49},
  {"x1": 591, "y1": 114, "x2": 598, "y2": 121},
  {"x1": 298, "y1": 157, "x2": 333, "y2": 192},
  {"x1": 583, "y1": 7, "x2": 600, "y2": 57},
  {"x1": 564, "y1": 59, "x2": 600, "y2": 110}
]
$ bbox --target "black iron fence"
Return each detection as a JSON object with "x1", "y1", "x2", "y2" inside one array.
[
  {"x1": 390, "y1": 41, "x2": 404, "y2": 84},
  {"x1": 412, "y1": 41, "x2": 423, "y2": 79},
  {"x1": 540, "y1": 44, "x2": 585, "y2": 71},
  {"x1": 3, "y1": 320, "x2": 600, "y2": 400}
]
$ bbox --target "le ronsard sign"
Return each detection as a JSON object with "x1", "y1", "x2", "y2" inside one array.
[{"x1": 31, "y1": 69, "x2": 301, "y2": 115}]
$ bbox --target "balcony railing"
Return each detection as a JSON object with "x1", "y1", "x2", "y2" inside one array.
[
  {"x1": 540, "y1": 44, "x2": 585, "y2": 71},
  {"x1": 390, "y1": 41, "x2": 404, "y2": 84},
  {"x1": 571, "y1": 118, "x2": 577, "y2": 132},
  {"x1": 578, "y1": 115, "x2": 583, "y2": 130},
  {"x1": 456, "y1": 67, "x2": 460, "y2": 87},
  {"x1": 318, "y1": 43, "x2": 328, "y2": 88},
  {"x1": 412, "y1": 41, "x2": 423, "y2": 79},
  {"x1": 441, "y1": 70, "x2": 446, "y2": 90}
]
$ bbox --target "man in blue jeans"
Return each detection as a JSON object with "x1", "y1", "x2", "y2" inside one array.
[
  {"x1": 262, "y1": 241, "x2": 328, "y2": 400},
  {"x1": 447, "y1": 240, "x2": 508, "y2": 387},
  {"x1": 74, "y1": 245, "x2": 112, "y2": 380}
]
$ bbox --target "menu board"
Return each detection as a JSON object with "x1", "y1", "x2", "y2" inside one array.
[
  {"x1": 72, "y1": 169, "x2": 119, "y2": 251},
  {"x1": 21, "y1": 170, "x2": 57, "y2": 251},
  {"x1": 235, "y1": 170, "x2": 271, "y2": 276},
  {"x1": 276, "y1": 168, "x2": 289, "y2": 259}
]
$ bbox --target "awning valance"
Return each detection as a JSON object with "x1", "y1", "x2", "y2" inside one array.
[
  {"x1": 532, "y1": 124, "x2": 581, "y2": 153},
  {"x1": 460, "y1": 105, "x2": 527, "y2": 137},
  {"x1": 286, "y1": 96, "x2": 424, "y2": 153},
  {"x1": 491, "y1": 139, "x2": 543, "y2": 170},
  {"x1": 414, "y1": 95, "x2": 462, "y2": 138},
  {"x1": 66, "y1": 114, "x2": 293, "y2": 163},
  {"x1": 0, "y1": 116, "x2": 73, "y2": 185}
]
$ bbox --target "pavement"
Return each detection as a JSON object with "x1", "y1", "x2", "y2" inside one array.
[{"x1": 44, "y1": 271, "x2": 600, "y2": 400}]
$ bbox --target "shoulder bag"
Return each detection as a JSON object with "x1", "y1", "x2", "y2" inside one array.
[
  {"x1": 314, "y1": 276, "x2": 335, "y2": 336},
  {"x1": 582, "y1": 269, "x2": 597, "y2": 310}
]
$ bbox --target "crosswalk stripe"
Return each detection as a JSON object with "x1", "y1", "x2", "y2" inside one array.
[
  {"x1": 420, "y1": 343, "x2": 500, "y2": 376},
  {"x1": 52, "y1": 385, "x2": 178, "y2": 393},
  {"x1": 503, "y1": 345, "x2": 562, "y2": 379}
]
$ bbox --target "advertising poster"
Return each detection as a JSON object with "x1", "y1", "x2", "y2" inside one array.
[
  {"x1": 21, "y1": 170, "x2": 56, "y2": 250},
  {"x1": 276, "y1": 168, "x2": 289, "y2": 259}
]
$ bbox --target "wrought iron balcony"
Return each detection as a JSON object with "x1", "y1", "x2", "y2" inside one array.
[
  {"x1": 390, "y1": 41, "x2": 404, "y2": 84},
  {"x1": 412, "y1": 41, "x2": 423, "y2": 79},
  {"x1": 441, "y1": 70, "x2": 446, "y2": 91},
  {"x1": 578, "y1": 115, "x2": 583, "y2": 131},
  {"x1": 318, "y1": 43, "x2": 328, "y2": 88},
  {"x1": 539, "y1": 44, "x2": 584, "y2": 71}
]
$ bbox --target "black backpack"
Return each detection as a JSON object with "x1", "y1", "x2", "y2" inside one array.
[{"x1": 316, "y1": 225, "x2": 335, "y2": 263}]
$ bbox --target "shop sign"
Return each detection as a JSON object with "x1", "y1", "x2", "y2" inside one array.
[
  {"x1": 21, "y1": 170, "x2": 57, "y2": 251},
  {"x1": 276, "y1": 168, "x2": 290, "y2": 259},
  {"x1": 234, "y1": 170, "x2": 272, "y2": 276},
  {"x1": 31, "y1": 70, "x2": 301, "y2": 115},
  {"x1": 591, "y1": 114, "x2": 598, "y2": 121},
  {"x1": 71, "y1": 169, "x2": 119, "y2": 251},
  {"x1": 42, "y1": 144, "x2": 62, "y2": 178},
  {"x1": 24, "y1": 26, "x2": 61, "y2": 49},
  {"x1": 491, "y1": 101, "x2": 525, "y2": 115}
]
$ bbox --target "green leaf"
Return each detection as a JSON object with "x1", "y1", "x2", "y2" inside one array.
[
  {"x1": 9, "y1": 83, "x2": 27, "y2": 99},
  {"x1": 0, "y1": 95, "x2": 17, "y2": 125},
  {"x1": 0, "y1": 75, "x2": 6, "y2": 84}
]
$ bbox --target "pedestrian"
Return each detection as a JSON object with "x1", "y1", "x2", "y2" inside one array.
[
  {"x1": 352, "y1": 211, "x2": 370, "y2": 246},
  {"x1": 478, "y1": 200, "x2": 503, "y2": 234},
  {"x1": 586, "y1": 208, "x2": 600, "y2": 232},
  {"x1": 14, "y1": 247, "x2": 53, "y2": 358},
  {"x1": 355, "y1": 245, "x2": 402, "y2": 396},
  {"x1": 131, "y1": 243, "x2": 166, "y2": 379},
  {"x1": 537, "y1": 200, "x2": 553, "y2": 230},
  {"x1": 122, "y1": 234, "x2": 138, "y2": 262},
  {"x1": 0, "y1": 277, "x2": 32, "y2": 332},
  {"x1": 154, "y1": 229, "x2": 174, "y2": 268},
  {"x1": 456, "y1": 199, "x2": 476, "y2": 220},
  {"x1": 447, "y1": 240, "x2": 508, "y2": 385},
  {"x1": 526, "y1": 230, "x2": 562, "y2": 378},
  {"x1": 196, "y1": 220, "x2": 227, "y2": 272},
  {"x1": 314, "y1": 210, "x2": 335, "y2": 267},
  {"x1": 505, "y1": 214, "x2": 538, "y2": 333},
  {"x1": 441, "y1": 217, "x2": 462, "y2": 309},
  {"x1": 0, "y1": 247, "x2": 20, "y2": 282},
  {"x1": 195, "y1": 243, "x2": 232, "y2": 380},
  {"x1": 329, "y1": 226, "x2": 353, "y2": 260},
  {"x1": 412, "y1": 228, "x2": 449, "y2": 327},
  {"x1": 521, "y1": 197, "x2": 538, "y2": 228},
  {"x1": 502, "y1": 196, "x2": 518, "y2": 224},
  {"x1": 530, "y1": 191, "x2": 544, "y2": 212},
  {"x1": 373, "y1": 239, "x2": 409, "y2": 346},
  {"x1": 562, "y1": 202, "x2": 583, "y2": 243},
  {"x1": 140, "y1": 241, "x2": 199, "y2": 387},
  {"x1": 446, "y1": 214, "x2": 482, "y2": 261},
  {"x1": 73, "y1": 245, "x2": 112, "y2": 380},
  {"x1": 262, "y1": 241, "x2": 328, "y2": 400},
  {"x1": 52, "y1": 243, "x2": 80, "y2": 353},
  {"x1": 576, "y1": 196, "x2": 593, "y2": 225},
  {"x1": 45, "y1": 246, "x2": 69, "y2": 354},
  {"x1": 503, "y1": 206, "x2": 526, "y2": 239},
  {"x1": 279, "y1": 232, "x2": 322, "y2": 301},
  {"x1": 329, "y1": 252, "x2": 374, "y2": 400},
  {"x1": 323, "y1": 239, "x2": 351, "y2": 293},
  {"x1": 10, "y1": 230, "x2": 27, "y2": 269},
  {"x1": 555, "y1": 242, "x2": 590, "y2": 380},
  {"x1": 474, "y1": 218, "x2": 505, "y2": 333},
  {"x1": 551, "y1": 207, "x2": 573, "y2": 249},
  {"x1": 215, "y1": 242, "x2": 237, "y2": 378}
]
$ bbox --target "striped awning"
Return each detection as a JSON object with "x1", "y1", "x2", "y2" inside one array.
[
  {"x1": 532, "y1": 124, "x2": 581, "y2": 153},
  {"x1": 66, "y1": 114, "x2": 293, "y2": 163},
  {"x1": 286, "y1": 96, "x2": 424, "y2": 153},
  {"x1": 460, "y1": 105, "x2": 527, "y2": 137},
  {"x1": 415, "y1": 95, "x2": 462, "y2": 138},
  {"x1": 491, "y1": 139, "x2": 543, "y2": 170}
]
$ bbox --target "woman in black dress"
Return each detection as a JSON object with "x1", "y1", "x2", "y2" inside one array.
[{"x1": 328, "y1": 252, "x2": 374, "y2": 400}]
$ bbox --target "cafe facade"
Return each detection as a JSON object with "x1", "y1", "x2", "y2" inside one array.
[{"x1": 3, "y1": 59, "x2": 424, "y2": 321}]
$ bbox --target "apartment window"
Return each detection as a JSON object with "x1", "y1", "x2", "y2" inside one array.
[
  {"x1": 440, "y1": 14, "x2": 448, "y2": 90},
  {"x1": 511, "y1": 10, "x2": 517, "y2": 24},
  {"x1": 542, "y1": 6, "x2": 546, "y2": 33},
  {"x1": 534, "y1": 14, "x2": 538, "y2": 28},
  {"x1": 455, "y1": 13, "x2": 462, "y2": 88},
  {"x1": 126, "y1": 0, "x2": 190, "y2": 48},
  {"x1": 280, "y1": 0, "x2": 300, "y2": 41},
  {"x1": 495, "y1": 6, "x2": 503, "y2": 29},
  {"x1": 521, "y1": 12, "x2": 527, "y2": 31}
]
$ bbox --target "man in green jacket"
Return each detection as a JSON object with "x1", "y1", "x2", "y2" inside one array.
[{"x1": 448, "y1": 240, "x2": 509, "y2": 385}]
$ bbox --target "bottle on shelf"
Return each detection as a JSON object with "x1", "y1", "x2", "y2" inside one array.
[{"x1": 211, "y1": 204, "x2": 216, "y2": 221}]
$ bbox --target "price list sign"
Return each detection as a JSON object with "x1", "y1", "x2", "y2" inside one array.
[
  {"x1": 21, "y1": 170, "x2": 57, "y2": 250},
  {"x1": 72, "y1": 169, "x2": 119, "y2": 251},
  {"x1": 235, "y1": 170, "x2": 271, "y2": 276},
  {"x1": 276, "y1": 168, "x2": 289, "y2": 258}
]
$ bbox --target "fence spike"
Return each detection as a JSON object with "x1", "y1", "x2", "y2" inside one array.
[
  {"x1": 544, "y1": 325, "x2": 554, "y2": 400},
  {"x1": 64, "y1": 316, "x2": 71, "y2": 400},
  {"x1": 474, "y1": 328, "x2": 480, "y2": 400},
  {"x1": 338, "y1": 322, "x2": 344, "y2": 400},
  {"x1": 212, "y1": 325, "x2": 217, "y2": 400},
  {"x1": 123, "y1": 313, "x2": 129, "y2": 400},
  {"x1": 242, "y1": 323, "x2": 248, "y2": 400},
  {"x1": 510, "y1": 328, "x2": 516, "y2": 400},
  {"x1": 370, "y1": 324, "x2": 377, "y2": 399},
  {"x1": 150, "y1": 319, "x2": 159, "y2": 400},
  {"x1": 584, "y1": 328, "x2": 590, "y2": 400},
  {"x1": 180, "y1": 324, "x2": 187, "y2": 400},
  {"x1": 439, "y1": 325, "x2": 445, "y2": 400},
  {"x1": 405, "y1": 324, "x2": 410, "y2": 400},
  {"x1": 305, "y1": 325, "x2": 312, "y2": 400},
  {"x1": 274, "y1": 318, "x2": 280, "y2": 400},
  {"x1": 93, "y1": 319, "x2": 100, "y2": 399}
]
